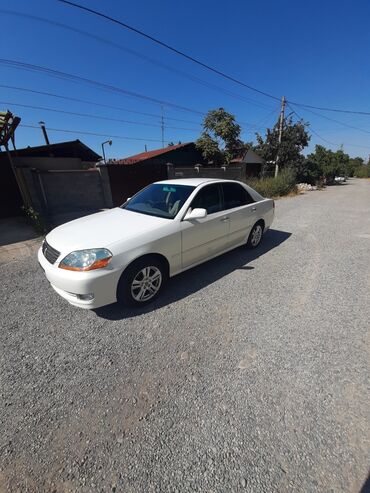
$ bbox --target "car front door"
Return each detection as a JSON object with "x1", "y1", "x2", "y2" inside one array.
[
  {"x1": 181, "y1": 184, "x2": 230, "y2": 268},
  {"x1": 221, "y1": 182, "x2": 257, "y2": 246}
]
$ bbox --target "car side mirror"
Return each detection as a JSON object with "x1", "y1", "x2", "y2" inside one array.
[{"x1": 184, "y1": 208, "x2": 207, "y2": 220}]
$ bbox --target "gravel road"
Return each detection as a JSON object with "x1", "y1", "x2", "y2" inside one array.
[{"x1": 1, "y1": 179, "x2": 369, "y2": 492}]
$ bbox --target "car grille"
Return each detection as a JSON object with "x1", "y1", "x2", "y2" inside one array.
[{"x1": 42, "y1": 240, "x2": 61, "y2": 264}]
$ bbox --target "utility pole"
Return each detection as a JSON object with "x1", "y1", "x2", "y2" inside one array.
[
  {"x1": 39, "y1": 121, "x2": 50, "y2": 145},
  {"x1": 275, "y1": 95, "x2": 286, "y2": 177},
  {"x1": 161, "y1": 106, "x2": 165, "y2": 148},
  {"x1": 101, "y1": 140, "x2": 112, "y2": 164}
]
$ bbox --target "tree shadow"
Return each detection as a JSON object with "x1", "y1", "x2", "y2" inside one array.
[{"x1": 94, "y1": 228, "x2": 291, "y2": 320}]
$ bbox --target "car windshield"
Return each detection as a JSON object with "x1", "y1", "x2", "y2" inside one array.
[{"x1": 121, "y1": 183, "x2": 195, "y2": 219}]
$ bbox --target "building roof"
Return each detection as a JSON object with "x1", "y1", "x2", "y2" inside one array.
[
  {"x1": 230, "y1": 149, "x2": 265, "y2": 165},
  {"x1": 115, "y1": 142, "x2": 192, "y2": 165},
  {"x1": 0, "y1": 140, "x2": 101, "y2": 162}
]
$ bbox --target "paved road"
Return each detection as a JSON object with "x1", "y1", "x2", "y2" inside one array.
[{"x1": 1, "y1": 179, "x2": 369, "y2": 492}]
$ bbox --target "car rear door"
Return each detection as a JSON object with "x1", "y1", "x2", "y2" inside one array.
[
  {"x1": 221, "y1": 182, "x2": 257, "y2": 246},
  {"x1": 180, "y1": 183, "x2": 230, "y2": 268}
]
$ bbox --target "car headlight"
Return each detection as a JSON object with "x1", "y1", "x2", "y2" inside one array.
[{"x1": 59, "y1": 248, "x2": 112, "y2": 271}]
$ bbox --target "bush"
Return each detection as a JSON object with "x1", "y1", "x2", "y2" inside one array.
[
  {"x1": 247, "y1": 168, "x2": 297, "y2": 198},
  {"x1": 22, "y1": 206, "x2": 47, "y2": 235},
  {"x1": 354, "y1": 166, "x2": 370, "y2": 178}
]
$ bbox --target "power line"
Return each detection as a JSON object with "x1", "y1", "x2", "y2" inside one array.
[
  {"x1": 288, "y1": 100, "x2": 370, "y2": 116},
  {"x1": 0, "y1": 58, "x2": 205, "y2": 116},
  {"x1": 288, "y1": 103, "x2": 341, "y2": 146},
  {"x1": 20, "y1": 124, "x2": 166, "y2": 143},
  {"x1": 0, "y1": 9, "x2": 275, "y2": 112},
  {"x1": 57, "y1": 0, "x2": 281, "y2": 103},
  {"x1": 56, "y1": 1, "x2": 370, "y2": 116},
  {"x1": 250, "y1": 106, "x2": 280, "y2": 132},
  {"x1": 0, "y1": 100, "x2": 199, "y2": 131},
  {"x1": 0, "y1": 84, "x2": 201, "y2": 124},
  {"x1": 288, "y1": 103, "x2": 370, "y2": 136},
  {"x1": 5, "y1": 8, "x2": 370, "y2": 117},
  {"x1": 0, "y1": 58, "x2": 266, "y2": 128},
  {"x1": 287, "y1": 103, "x2": 370, "y2": 150}
]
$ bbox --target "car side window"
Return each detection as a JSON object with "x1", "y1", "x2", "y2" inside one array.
[
  {"x1": 190, "y1": 184, "x2": 222, "y2": 214},
  {"x1": 222, "y1": 183, "x2": 255, "y2": 210}
]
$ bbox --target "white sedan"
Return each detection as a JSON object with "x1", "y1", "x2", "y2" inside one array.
[{"x1": 38, "y1": 178, "x2": 274, "y2": 309}]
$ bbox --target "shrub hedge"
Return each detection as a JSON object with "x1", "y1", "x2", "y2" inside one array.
[
  {"x1": 247, "y1": 168, "x2": 297, "y2": 198},
  {"x1": 354, "y1": 166, "x2": 370, "y2": 178}
]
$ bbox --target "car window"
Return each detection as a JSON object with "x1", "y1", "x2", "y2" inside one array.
[
  {"x1": 122, "y1": 183, "x2": 195, "y2": 219},
  {"x1": 222, "y1": 182, "x2": 255, "y2": 209},
  {"x1": 190, "y1": 184, "x2": 222, "y2": 214}
]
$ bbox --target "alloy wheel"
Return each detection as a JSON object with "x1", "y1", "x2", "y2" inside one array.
[
  {"x1": 130, "y1": 266, "x2": 162, "y2": 302},
  {"x1": 251, "y1": 225, "x2": 263, "y2": 247}
]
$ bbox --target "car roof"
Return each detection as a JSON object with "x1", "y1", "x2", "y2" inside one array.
[{"x1": 155, "y1": 178, "x2": 232, "y2": 187}]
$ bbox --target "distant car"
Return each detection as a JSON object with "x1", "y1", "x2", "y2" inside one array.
[
  {"x1": 38, "y1": 178, "x2": 274, "y2": 309},
  {"x1": 335, "y1": 176, "x2": 346, "y2": 183}
]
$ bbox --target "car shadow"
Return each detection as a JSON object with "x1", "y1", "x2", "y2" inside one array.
[
  {"x1": 360, "y1": 473, "x2": 370, "y2": 493},
  {"x1": 94, "y1": 228, "x2": 291, "y2": 320}
]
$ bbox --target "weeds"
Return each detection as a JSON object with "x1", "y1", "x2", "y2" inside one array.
[
  {"x1": 247, "y1": 168, "x2": 297, "y2": 198},
  {"x1": 22, "y1": 206, "x2": 47, "y2": 235}
]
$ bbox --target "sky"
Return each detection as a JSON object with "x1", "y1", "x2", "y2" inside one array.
[{"x1": 1, "y1": 0, "x2": 370, "y2": 161}]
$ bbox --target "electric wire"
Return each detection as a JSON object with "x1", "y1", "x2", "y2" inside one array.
[
  {"x1": 57, "y1": 0, "x2": 281, "y2": 103},
  {"x1": 0, "y1": 84, "x2": 201, "y2": 124},
  {"x1": 0, "y1": 100, "x2": 200, "y2": 131},
  {"x1": 287, "y1": 103, "x2": 370, "y2": 150},
  {"x1": 0, "y1": 9, "x2": 275, "y2": 112},
  {"x1": 0, "y1": 58, "x2": 205, "y2": 116},
  {"x1": 20, "y1": 123, "x2": 167, "y2": 143}
]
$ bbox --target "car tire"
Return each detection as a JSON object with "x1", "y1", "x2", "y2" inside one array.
[
  {"x1": 117, "y1": 256, "x2": 167, "y2": 307},
  {"x1": 247, "y1": 222, "x2": 264, "y2": 249}
]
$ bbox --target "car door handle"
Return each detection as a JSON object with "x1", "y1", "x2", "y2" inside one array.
[
  {"x1": 251, "y1": 207, "x2": 256, "y2": 211},
  {"x1": 220, "y1": 216, "x2": 229, "y2": 222}
]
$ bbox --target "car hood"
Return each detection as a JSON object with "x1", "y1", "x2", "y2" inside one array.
[{"x1": 46, "y1": 208, "x2": 170, "y2": 252}]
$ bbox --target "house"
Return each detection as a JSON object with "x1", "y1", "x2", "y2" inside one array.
[
  {"x1": 0, "y1": 140, "x2": 108, "y2": 220},
  {"x1": 114, "y1": 142, "x2": 205, "y2": 166},
  {"x1": 230, "y1": 149, "x2": 265, "y2": 177},
  {"x1": 0, "y1": 139, "x2": 101, "y2": 171}
]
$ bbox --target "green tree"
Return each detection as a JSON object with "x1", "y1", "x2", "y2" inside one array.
[
  {"x1": 195, "y1": 132, "x2": 223, "y2": 164},
  {"x1": 354, "y1": 165, "x2": 370, "y2": 178},
  {"x1": 254, "y1": 116, "x2": 310, "y2": 176},
  {"x1": 305, "y1": 145, "x2": 350, "y2": 182},
  {"x1": 196, "y1": 108, "x2": 243, "y2": 164},
  {"x1": 347, "y1": 156, "x2": 364, "y2": 176},
  {"x1": 298, "y1": 157, "x2": 323, "y2": 184}
]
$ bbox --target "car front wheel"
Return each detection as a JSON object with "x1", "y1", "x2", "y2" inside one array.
[{"x1": 117, "y1": 257, "x2": 167, "y2": 307}]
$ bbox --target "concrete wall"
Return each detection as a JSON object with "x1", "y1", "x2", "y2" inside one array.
[
  {"x1": 13, "y1": 156, "x2": 94, "y2": 171},
  {"x1": 167, "y1": 164, "x2": 247, "y2": 181},
  {"x1": 39, "y1": 170, "x2": 106, "y2": 215},
  {"x1": 17, "y1": 167, "x2": 113, "y2": 225}
]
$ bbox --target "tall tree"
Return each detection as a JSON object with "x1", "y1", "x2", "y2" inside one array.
[
  {"x1": 347, "y1": 156, "x2": 364, "y2": 176},
  {"x1": 254, "y1": 116, "x2": 310, "y2": 176},
  {"x1": 196, "y1": 108, "x2": 243, "y2": 164},
  {"x1": 304, "y1": 145, "x2": 351, "y2": 182}
]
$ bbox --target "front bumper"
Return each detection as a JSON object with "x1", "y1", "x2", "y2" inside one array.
[{"x1": 38, "y1": 247, "x2": 122, "y2": 309}]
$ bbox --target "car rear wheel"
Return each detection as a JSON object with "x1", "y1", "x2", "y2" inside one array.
[
  {"x1": 247, "y1": 222, "x2": 264, "y2": 248},
  {"x1": 117, "y1": 257, "x2": 167, "y2": 307}
]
